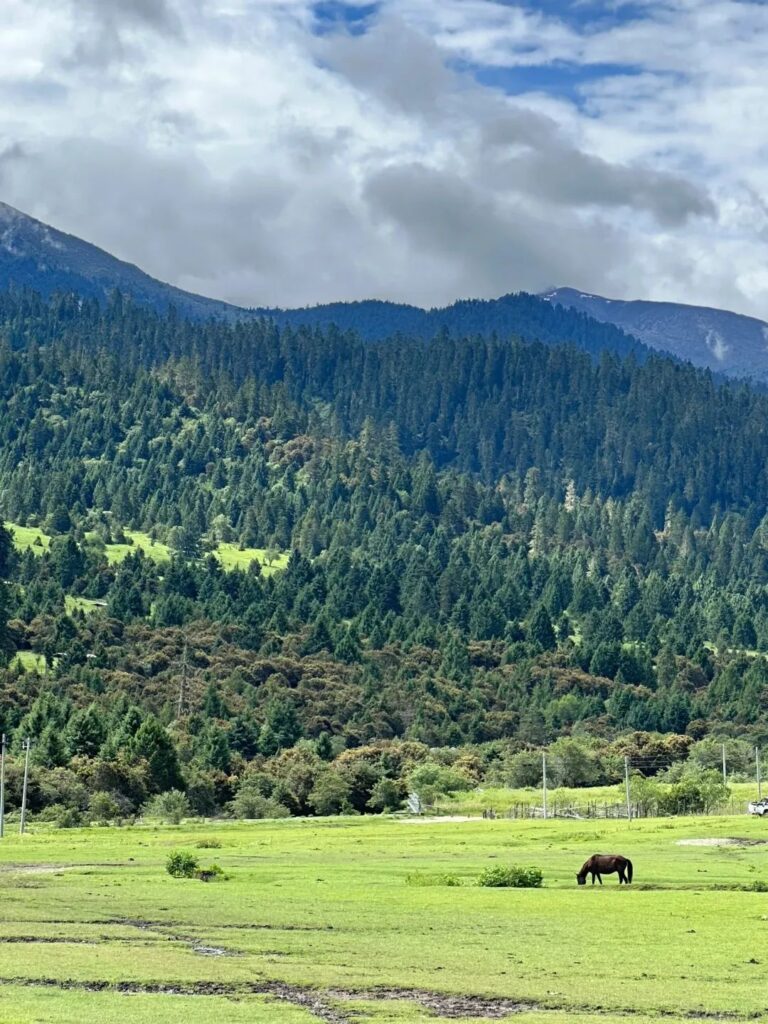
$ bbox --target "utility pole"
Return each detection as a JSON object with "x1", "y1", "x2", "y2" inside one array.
[
  {"x1": 624, "y1": 756, "x2": 632, "y2": 822},
  {"x1": 176, "y1": 639, "x2": 188, "y2": 719},
  {"x1": 542, "y1": 752, "x2": 548, "y2": 820},
  {"x1": 757, "y1": 747, "x2": 763, "y2": 801},
  {"x1": 0, "y1": 733, "x2": 6, "y2": 839},
  {"x1": 722, "y1": 743, "x2": 727, "y2": 787},
  {"x1": 19, "y1": 737, "x2": 31, "y2": 835}
]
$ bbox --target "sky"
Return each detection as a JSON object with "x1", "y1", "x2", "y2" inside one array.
[{"x1": 1, "y1": 0, "x2": 767, "y2": 314}]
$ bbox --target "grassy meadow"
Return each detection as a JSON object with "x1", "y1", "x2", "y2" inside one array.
[
  {"x1": 1, "y1": 814, "x2": 768, "y2": 1023},
  {"x1": 4, "y1": 520, "x2": 288, "y2": 576}
]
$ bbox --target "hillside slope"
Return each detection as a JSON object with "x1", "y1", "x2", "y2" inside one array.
[
  {"x1": 544, "y1": 287, "x2": 768, "y2": 380},
  {"x1": 0, "y1": 203, "x2": 647, "y2": 361},
  {"x1": 0, "y1": 292, "x2": 767, "y2": 820},
  {"x1": 0, "y1": 201, "x2": 243, "y2": 321}
]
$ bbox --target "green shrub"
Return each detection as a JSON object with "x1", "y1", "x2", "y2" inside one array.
[
  {"x1": 407, "y1": 762, "x2": 472, "y2": 806},
  {"x1": 405, "y1": 872, "x2": 462, "y2": 887},
  {"x1": 144, "y1": 790, "x2": 191, "y2": 825},
  {"x1": 196, "y1": 837, "x2": 223, "y2": 849},
  {"x1": 229, "y1": 789, "x2": 290, "y2": 820},
  {"x1": 55, "y1": 806, "x2": 86, "y2": 829},
  {"x1": 368, "y1": 778, "x2": 404, "y2": 812},
  {"x1": 166, "y1": 850, "x2": 199, "y2": 878},
  {"x1": 477, "y1": 865, "x2": 543, "y2": 888},
  {"x1": 89, "y1": 791, "x2": 121, "y2": 825}
]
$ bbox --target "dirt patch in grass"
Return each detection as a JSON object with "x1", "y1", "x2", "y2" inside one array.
[
  {"x1": 676, "y1": 838, "x2": 768, "y2": 847},
  {"x1": 334, "y1": 989, "x2": 535, "y2": 1018},
  {"x1": 401, "y1": 816, "x2": 480, "y2": 825},
  {"x1": 1, "y1": 978, "x2": 758, "y2": 1022},
  {"x1": 0, "y1": 862, "x2": 134, "y2": 874}
]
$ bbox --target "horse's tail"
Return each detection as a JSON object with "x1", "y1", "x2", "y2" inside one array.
[{"x1": 626, "y1": 858, "x2": 633, "y2": 884}]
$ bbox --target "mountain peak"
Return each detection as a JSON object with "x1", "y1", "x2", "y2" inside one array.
[
  {"x1": 0, "y1": 200, "x2": 242, "y2": 321},
  {"x1": 543, "y1": 286, "x2": 768, "y2": 378}
]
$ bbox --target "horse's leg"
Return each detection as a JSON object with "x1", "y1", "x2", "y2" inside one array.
[
  {"x1": 596, "y1": 873, "x2": 602, "y2": 885},
  {"x1": 619, "y1": 869, "x2": 625, "y2": 884}
]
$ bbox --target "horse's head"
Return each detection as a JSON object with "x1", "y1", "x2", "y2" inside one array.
[{"x1": 576, "y1": 873, "x2": 587, "y2": 885}]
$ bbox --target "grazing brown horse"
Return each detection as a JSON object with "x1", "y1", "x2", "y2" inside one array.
[{"x1": 576, "y1": 854, "x2": 633, "y2": 886}]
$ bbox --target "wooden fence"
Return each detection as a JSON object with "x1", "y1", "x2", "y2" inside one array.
[{"x1": 481, "y1": 799, "x2": 752, "y2": 820}]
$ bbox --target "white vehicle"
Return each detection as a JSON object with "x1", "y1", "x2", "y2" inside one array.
[{"x1": 748, "y1": 798, "x2": 768, "y2": 816}]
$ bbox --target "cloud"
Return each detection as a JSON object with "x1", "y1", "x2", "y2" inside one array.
[{"x1": 0, "y1": 0, "x2": 764, "y2": 313}]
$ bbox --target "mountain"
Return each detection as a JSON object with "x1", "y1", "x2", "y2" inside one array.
[
  {"x1": 0, "y1": 201, "x2": 243, "y2": 321},
  {"x1": 543, "y1": 286, "x2": 768, "y2": 380},
  {"x1": 1, "y1": 289, "x2": 768, "y2": 821},
  {"x1": 0, "y1": 202, "x2": 648, "y2": 362},
  {"x1": 258, "y1": 294, "x2": 649, "y2": 361}
]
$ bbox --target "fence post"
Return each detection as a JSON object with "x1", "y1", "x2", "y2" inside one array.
[
  {"x1": 757, "y1": 747, "x2": 762, "y2": 801},
  {"x1": 542, "y1": 753, "x2": 547, "y2": 820},
  {"x1": 19, "y1": 737, "x2": 31, "y2": 835}
]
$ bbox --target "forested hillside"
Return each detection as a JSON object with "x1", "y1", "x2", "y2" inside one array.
[
  {"x1": 0, "y1": 289, "x2": 767, "y2": 823},
  {"x1": 259, "y1": 292, "x2": 648, "y2": 362}
]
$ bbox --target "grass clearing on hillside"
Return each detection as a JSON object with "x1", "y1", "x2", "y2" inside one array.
[
  {"x1": 10, "y1": 650, "x2": 47, "y2": 673},
  {"x1": 213, "y1": 543, "x2": 289, "y2": 575},
  {"x1": 1, "y1": 815, "x2": 768, "y2": 1023},
  {"x1": 102, "y1": 530, "x2": 172, "y2": 565},
  {"x1": 65, "y1": 595, "x2": 106, "y2": 615},
  {"x1": 5, "y1": 520, "x2": 51, "y2": 553}
]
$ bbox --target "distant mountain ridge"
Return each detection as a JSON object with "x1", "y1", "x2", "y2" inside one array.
[
  {"x1": 0, "y1": 201, "x2": 242, "y2": 321},
  {"x1": 256, "y1": 294, "x2": 648, "y2": 361},
  {"x1": 543, "y1": 287, "x2": 768, "y2": 380},
  {"x1": 0, "y1": 202, "x2": 649, "y2": 362},
  {"x1": 3, "y1": 200, "x2": 767, "y2": 378}
]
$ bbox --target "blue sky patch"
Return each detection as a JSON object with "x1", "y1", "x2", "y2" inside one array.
[
  {"x1": 311, "y1": 1, "x2": 380, "y2": 36},
  {"x1": 456, "y1": 60, "x2": 647, "y2": 104},
  {"x1": 500, "y1": 0, "x2": 660, "y2": 32}
]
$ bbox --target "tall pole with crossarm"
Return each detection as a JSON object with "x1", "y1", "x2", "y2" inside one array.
[{"x1": 0, "y1": 732, "x2": 6, "y2": 839}]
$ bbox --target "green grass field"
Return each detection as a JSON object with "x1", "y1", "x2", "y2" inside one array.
[
  {"x1": 101, "y1": 530, "x2": 172, "y2": 565},
  {"x1": 9, "y1": 650, "x2": 48, "y2": 673},
  {"x1": 213, "y1": 543, "x2": 290, "y2": 575},
  {"x1": 5, "y1": 521, "x2": 51, "y2": 553},
  {"x1": 1, "y1": 814, "x2": 768, "y2": 1023},
  {"x1": 5, "y1": 521, "x2": 288, "y2": 576}
]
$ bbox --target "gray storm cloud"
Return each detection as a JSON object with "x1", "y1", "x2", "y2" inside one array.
[{"x1": 0, "y1": 0, "x2": 762, "y2": 312}]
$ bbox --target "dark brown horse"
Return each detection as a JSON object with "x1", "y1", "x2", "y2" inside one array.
[{"x1": 576, "y1": 854, "x2": 633, "y2": 886}]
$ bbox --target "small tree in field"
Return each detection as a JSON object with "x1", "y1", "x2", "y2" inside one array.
[
  {"x1": 144, "y1": 789, "x2": 191, "y2": 824},
  {"x1": 166, "y1": 850, "x2": 199, "y2": 878}
]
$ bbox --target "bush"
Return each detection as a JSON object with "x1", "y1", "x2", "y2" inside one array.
[
  {"x1": 407, "y1": 762, "x2": 472, "y2": 806},
  {"x1": 143, "y1": 789, "x2": 191, "y2": 825},
  {"x1": 229, "y1": 789, "x2": 290, "y2": 820},
  {"x1": 166, "y1": 850, "x2": 199, "y2": 878},
  {"x1": 405, "y1": 872, "x2": 462, "y2": 887},
  {"x1": 477, "y1": 865, "x2": 543, "y2": 888},
  {"x1": 55, "y1": 806, "x2": 86, "y2": 829},
  {"x1": 308, "y1": 771, "x2": 352, "y2": 816},
  {"x1": 368, "y1": 777, "x2": 404, "y2": 812},
  {"x1": 196, "y1": 837, "x2": 223, "y2": 849},
  {"x1": 89, "y1": 791, "x2": 122, "y2": 825}
]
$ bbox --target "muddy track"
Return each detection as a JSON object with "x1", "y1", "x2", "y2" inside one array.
[
  {"x1": 0, "y1": 976, "x2": 760, "y2": 1022},
  {"x1": 0, "y1": 978, "x2": 350, "y2": 1023}
]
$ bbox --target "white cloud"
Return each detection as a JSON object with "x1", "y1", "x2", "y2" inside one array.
[{"x1": 0, "y1": 0, "x2": 764, "y2": 314}]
